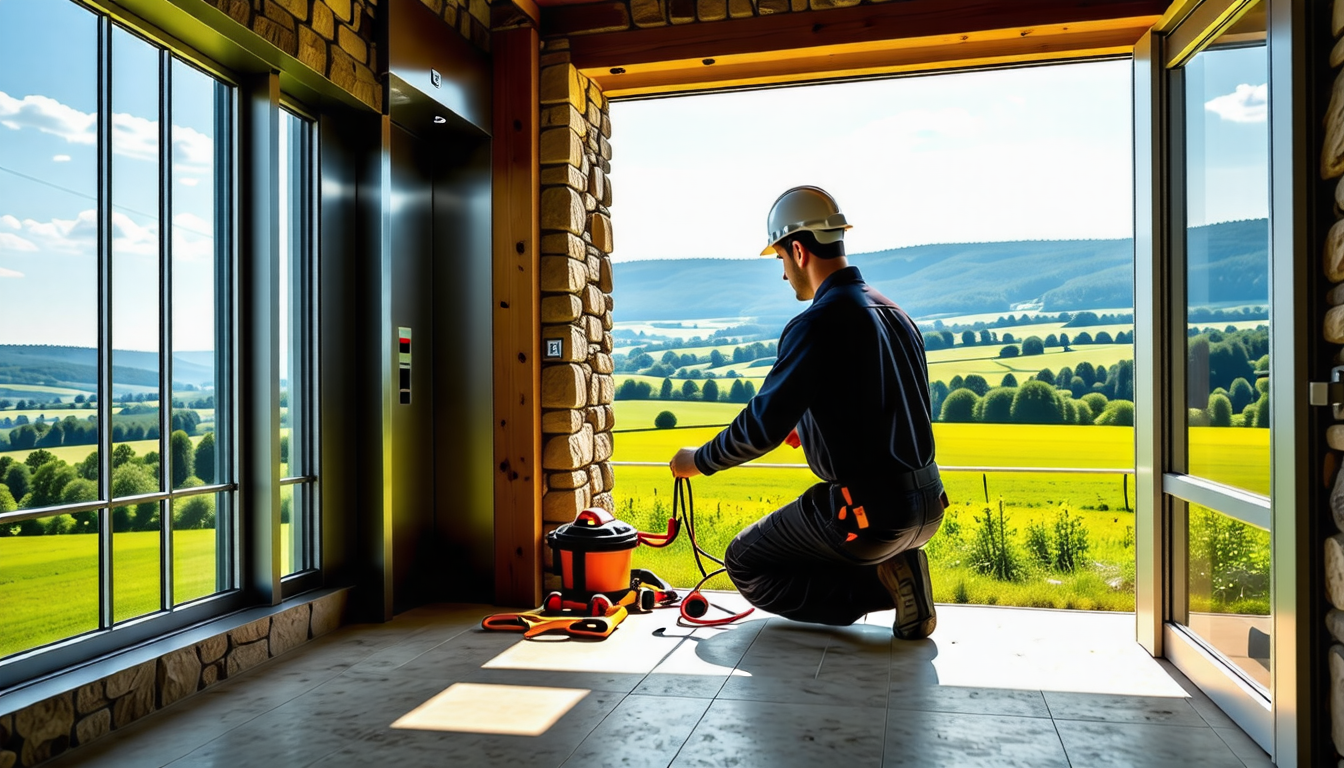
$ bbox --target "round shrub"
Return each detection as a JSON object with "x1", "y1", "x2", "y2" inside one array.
[
  {"x1": 654, "y1": 411, "x2": 678, "y2": 429},
  {"x1": 1010, "y1": 380, "x2": 1064, "y2": 424},
  {"x1": 940, "y1": 389, "x2": 980, "y2": 423}
]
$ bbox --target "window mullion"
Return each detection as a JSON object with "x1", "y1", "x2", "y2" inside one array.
[
  {"x1": 96, "y1": 13, "x2": 115, "y2": 632},
  {"x1": 159, "y1": 49, "x2": 175, "y2": 613}
]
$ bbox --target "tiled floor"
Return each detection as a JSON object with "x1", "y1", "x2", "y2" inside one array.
[{"x1": 48, "y1": 598, "x2": 1273, "y2": 768}]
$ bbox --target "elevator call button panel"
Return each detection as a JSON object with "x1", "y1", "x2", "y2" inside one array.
[{"x1": 398, "y1": 327, "x2": 412, "y2": 404}]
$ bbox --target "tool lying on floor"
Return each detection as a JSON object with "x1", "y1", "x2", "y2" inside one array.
[{"x1": 647, "y1": 477, "x2": 754, "y2": 628}]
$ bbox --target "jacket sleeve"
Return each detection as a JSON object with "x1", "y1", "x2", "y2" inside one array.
[{"x1": 694, "y1": 314, "x2": 828, "y2": 476}]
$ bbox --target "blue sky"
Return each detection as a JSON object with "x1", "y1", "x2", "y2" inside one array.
[
  {"x1": 609, "y1": 57, "x2": 1269, "y2": 262},
  {"x1": 0, "y1": 0, "x2": 221, "y2": 352}
]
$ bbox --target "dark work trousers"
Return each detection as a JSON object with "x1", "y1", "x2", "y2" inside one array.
[{"x1": 724, "y1": 480, "x2": 945, "y2": 626}]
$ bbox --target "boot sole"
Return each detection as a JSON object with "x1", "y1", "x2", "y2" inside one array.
[{"x1": 882, "y1": 549, "x2": 937, "y2": 640}]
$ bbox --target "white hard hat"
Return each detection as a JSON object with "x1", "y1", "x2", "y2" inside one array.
[{"x1": 761, "y1": 186, "x2": 852, "y2": 256}]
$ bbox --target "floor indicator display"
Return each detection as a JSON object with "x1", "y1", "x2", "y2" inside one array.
[{"x1": 398, "y1": 327, "x2": 412, "y2": 404}]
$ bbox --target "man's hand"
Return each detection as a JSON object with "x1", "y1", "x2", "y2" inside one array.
[{"x1": 670, "y1": 447, "x2": 702, "y2": 478}]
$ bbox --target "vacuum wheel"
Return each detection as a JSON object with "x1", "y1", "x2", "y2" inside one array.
[
  {"x1": 588, "y1": 594, "x2": 613, "y2": 616},
  {"x1": 543, "y1": 591, "x2": 564, "y2": 613}
]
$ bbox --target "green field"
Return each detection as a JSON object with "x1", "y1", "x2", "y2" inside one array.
[
  {"x1": 611, "y1": 403, "x2": 1270, "y2": 612},
  {"x1": 0, "y1": 528, "x2": 223, "y2": 657},
  {"x1": 924, "y1": 343, "x2": 1133, "y2": 383}
]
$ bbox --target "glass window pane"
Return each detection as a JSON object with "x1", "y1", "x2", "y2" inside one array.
[
  {"x1": 172, "y1": 490, "x2": 224, "y2": 605},
  {"x1": 169, "y1": 59, "x2": 227, "y2": 493},
  {"x1": 1182, "y1": 35, "x2": 1269, "y2": 496},
  {"x1": 1180, "y1": 502, "x2": 1270, "y2": 690},
  {"x1": 0, "y1": 511, "x2": 101, "y2": 658},
  {"x1": 0, "y1": 0, "x2": 100, "y2": 510},
  {"x1": 279, "y1": 110, "x2": 314, "y2": 577},
  {"x1": 111, "y1": 495, "x2": 164, "y2": 622},
  {"x1": 111, "y1": 27, "x2": 163, "y2": 493}
]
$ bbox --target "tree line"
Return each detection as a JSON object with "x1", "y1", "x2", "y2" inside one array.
[
  {"x1": 0, "y1": 409, "x2": 203, "y2": 452},
  {"x1": 616, "y1": 377, "x2": 757, "y2": 403}
]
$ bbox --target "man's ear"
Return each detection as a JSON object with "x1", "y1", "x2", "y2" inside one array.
[{"x1": 792, "y1": 240, "x2": 808, "y2": 266}]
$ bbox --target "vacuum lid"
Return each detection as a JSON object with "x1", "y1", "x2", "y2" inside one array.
[{"x1": 549, "y1": 508, "x2": 639, "y2": 552}]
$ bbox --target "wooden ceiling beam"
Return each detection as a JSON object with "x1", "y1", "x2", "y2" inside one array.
[
  {"x1": 579, "y1": 14, "x2": 1160, "y2": 98},
  {"x1": 561, "y1": 0, "x2": 1169, "y2": 68}
]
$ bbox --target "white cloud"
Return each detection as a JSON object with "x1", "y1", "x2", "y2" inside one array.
[
  {"x1": 0, "y1": 267, "x2": 24, "y2": 278},
  {"x1": 0, "y1": 233, "x2": 38, "y2": 253},
  {"x1": 0, "y1": 215, "x2": 19, "y2": 230},
  {"x1": 0, "y1": 90, "x2": 214, "y2": 172},
  {"x1": 0, "y1": 209, "x2": 158, "y2": 258},
  {"x1": 1205, "y1": 83, "x2": 1268, "y2": 123},
  {"x1": 178, "y1": 177, "x2": 199, "y2": 187},
  {"x1": 52, "y1": 154, "x2": 71, "y2": 162}
]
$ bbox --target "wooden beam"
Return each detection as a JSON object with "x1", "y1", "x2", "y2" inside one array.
[
  {"x1": 586, "y1": 16, "x2": 1157, "y2": 97},
  {"x1": 562, "y1": 0, "x2": 1169, "y2": 68},
  {"x1": 491, "y1": 27, "x2": 544, "y2": 609}
]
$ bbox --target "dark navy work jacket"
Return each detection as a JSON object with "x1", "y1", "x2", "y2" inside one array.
[{"x1": 693, "y1": 267, "x2": 936, "y2": 490}]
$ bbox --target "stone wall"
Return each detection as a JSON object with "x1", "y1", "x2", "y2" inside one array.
[
  {"x1": 0, "y1": 592, "x2": 346, "y2": 768},
  {"x1": 1325, "y1": 1, "x2": 1344, "y2": 760},
  {"x1": 544, "y1": 0, "x2": 887, "y2": 37},
  {"x1": 537, "y1": 40, "x2": 617, "y2": 586},
  {"x1": 198, "y1": 0, "x2": 491, "y2": 111}
]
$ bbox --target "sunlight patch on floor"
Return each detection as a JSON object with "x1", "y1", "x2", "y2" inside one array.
[{"x1": 391, "y1": 683, "x2": 590, "y2": 736}]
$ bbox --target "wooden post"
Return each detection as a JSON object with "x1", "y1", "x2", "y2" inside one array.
[{"x1": 492, "y1": 26, "x2": 543, "y2": 608}]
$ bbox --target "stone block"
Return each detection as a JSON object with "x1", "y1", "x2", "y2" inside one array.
[
  {"x1": 541, "y1": 52, "x2": 571, "y2": 67},
  {"x1": 274, "y1": 0, "x2": 307, "y2": 19},
  {"x1": 469, "y1": 0, "x2": 490, "y2": 25},
  {"x1": 157, "y1": 648, "x2": 202, "y2": 709},
  {"x1": 589, "y1": 166, "x2": 606, "y2": 203},
  {"x1": 540, "y1": 257, "x2": 587, "y2": 295},
  {"x1": 0, "y1": 751, "x2": 12, "y2": 768},
  {"x1": 226, "y1": 640, "x2": 271, "y2": 678},
  {"x1": 1327, "y1": 219, "x2": 1344, "y2": 282},
  {"x1": 1336, "y1": 0, "x2": 1344, "y2": 36},
  {"x1": 593, "y1": 431, "x2": 613, "y2": 463},
  {"x1": 1328, "y1": 306, "x2": 1344, "y2": 344},
  {"x1": 201, "y1": 662, "x2": 223, "y2": 688},
  {"x1": 757, "y1": 0, "x2": 788, "y2": 11},
  {"x1": 584, "y1": 405, "x2": 608, "y2": 432},
  {"x1": 586, "y1": 251, "x2": 603, "y2": 281},
  {"x1": 592, "y1": 492, "x2": 614, "y2": 513},
  {"x1": 632, "y1": 0, "x2": 666, "y2": 26},
  {"x1": 541, "y1": 364, "x2": 588, "y2": 409},
  {"x1": 548, "y1": 470, "x2": 589, "y2": 490},
  {"x1": 1331, "y1": 280, "x2": 1344, "y2": 307},
  {"x1": 592, "y1": 353, "x2": 614, "y2": 375},
  {"x1": 540, "y1": 128, "x2": 585, "y2": 168},
  {"x1": 582, "y1": 285, "x2": 605, "y2": 316},
  {"x1": 543, "y1": 409, "x2": 584, "y2": 434},
  {"x1": 601, "y1": 332, "x2": 614, "y2": 354},
  {"x1": 542, "y1": 104, "x2": 587, "y2": 136},
  {"x1": 327, "y1": 0, "x2": 353, "y2": 22},
  {"x1": 585, "y1": 315, "x2": 604, "y2": 343},
  {"x1": 21, "y1": 735, "x2": 68, "y2": 767},
  {"x1": 255, "y1": 15, "x2": 298, "y2": 55},
  {"x1": 1333, "y1": 34, "x2": 1344, "y2": 69},
  {"x1": 1333, "y1": 461, "x2": 1344, "y2": 534},
  {"x1": 541, "y1": 64, "x2": 586, "y2": 110},
  {"x1": 542, "y1": 186, "x2": 585, "y2": 235},
  {"x1": 230, "y1": 617, "x2": 272, "y2": 646},
  {"x1": 111, "y1": 668, "x2": 154, "y2": 729},
  {"x1": 588, "y1": 465, "x2": 603, "y2": 495},
  {"x1": 729, "y1": 0, "x2": 754, "y2": 17},
  {"x1": 312, "y1": 0, "x2": 335, "y2": 37},
  {"x1": 75, "y1": 709, "x2": 111, "y2": 746},
  {"x1": 586, "y1": 98, "x2": 603, "y2": 131},
  {"x1": 217, "y1": 0, "x2": 251, "y2": 24},
  {"x1": 1330, "y1": 534, "x2": 1344, "y2": 610},
  {"x1": 584, "y1": 192, "x2": 597, "y2": 213},
  {"x1": 601, "y1": 112, "x2": 612, "y2": 139},
  {"x1": 76, "y1": 681, "x2": 107, "y2": 715},
  {"x1": 542, "y1": 232, "x2": 586, "y2": 260},
  {"x1": 105, "y1": 661, "x2": 153, "y2": 700},
  {"x1": 602, "y1": 311, "x2": 614, "y2": 331},
  {"x1": 1333, "y1": 644, "x2": 1344, "y2": 754},
  {"x1": 0, "y1": 713, "x2": 8, "y2": 745},
  {"x1": 263, "y1": 0, "x2": 298, "y2": 26},
  {"x1": 590, "y1": 213, "x2": 614, "y2": 254},
  {"x1": 542, "y1": 323, "x2": 588, "y2": 363},
  {"x1": 297, "y1": 26, "x2": 327, "y2": 74},
  {"x1": 15, "y1": 693, "x2": 73, "y2": 747},
  {"x1": 541, "y1": 164, "x2": 588, "y2": 192},
  {"x1": 598, "y1": 256, "x2": 614, "y2": 293},
  {"x1": 1332, "y1": 609, "x2": 1344, "y2": 645},
  {"x1": 198, "y1": 634, "x2": 227, "y2": 665},
  {"x1": 697, "y1": 0, "x2": 727, "y2": 21},
  {"x1": 336, "y1": 23, "x2": 367, "y2": 62},
  {"x1": 542, "y1": 294, "x2": 583, "y2": 324},
  {"x1": 592, "y1": 373, "x2": 615, "y2": 405},
  {"x1": 543, "y1": 424, "x2": 595, "y2": 470},
  {"x1": 599, "y1": 461, "x2": 615, "y2": 491},
  {"x1": 310, "y1": 591, "x2": 347, "y2": 638},
  {"x1": 1326, "y1": 69, "x2": 1344, "y2": 179},
  {"x1": 543, "y1": 487, "x2": 592, "y2": 522},
  {"x1": 270, "y1": 605, "x2": 310, "y2": 657},
  {"x1": 599, "y1": 134, "x2": 613, "y2": 162}
]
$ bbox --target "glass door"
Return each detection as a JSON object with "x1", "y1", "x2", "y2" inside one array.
[{"x1": 1160, "y1": 0, "x2": 1273, "y2": 749}]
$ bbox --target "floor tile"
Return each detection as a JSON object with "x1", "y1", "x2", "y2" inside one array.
[
  {"x1": 1055, "y1": 720, "x2": 1246, "y2": 768},
  {"x1": 669, "y1": 699, "x2": 885, "y2": 768},
  {"x1": 882, "y1": 710, "x2": 1070, "y2": 768},
  {"x1": 1044, "y1": 691, "x2": 1207, "y2": 727},
  {"x1": 887, "y1": 684, "x2": 1050, "y2": 718},
  {"x1": 559, "y1": 694, "x2": 712, "y2": 768},
  {"x1": 1213, "y1": 726, "x2": 1274, "y2": 767}
]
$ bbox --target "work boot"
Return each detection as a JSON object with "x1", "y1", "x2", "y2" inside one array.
[{"x1": 877, "y1": 548, "x2": 936, "y2": 640}]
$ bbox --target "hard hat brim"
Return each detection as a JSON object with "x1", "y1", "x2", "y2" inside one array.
[{"x1": 759, "y1": 220, "x2": 852, "y2": 256}]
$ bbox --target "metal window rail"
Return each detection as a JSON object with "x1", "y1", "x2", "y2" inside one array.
[
  {"x1": 610, "y1": 462, "x2": 1136, "y2": 474},
  {"x1": 0, "y1": 483, "x2": 238, "y2": 526}
]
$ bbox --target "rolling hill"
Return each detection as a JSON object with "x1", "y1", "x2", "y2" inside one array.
[{"x1": 612, "y1": 219, "x2": 1267, "y2": 322}]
